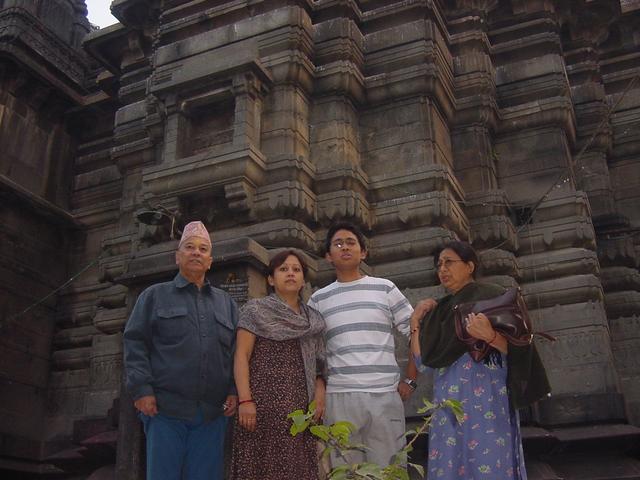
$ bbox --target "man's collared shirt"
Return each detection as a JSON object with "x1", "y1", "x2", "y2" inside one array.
[{"x1": 124, "y1": 273, "x2": 238, "y2": 421}]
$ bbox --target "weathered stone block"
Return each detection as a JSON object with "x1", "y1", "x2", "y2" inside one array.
[
  {"x1": 522, "y1": 274, "x2": 604, "y2": 308},
  {"x1": 518, "y1": 248, "x2": 599, "y2": 282}
]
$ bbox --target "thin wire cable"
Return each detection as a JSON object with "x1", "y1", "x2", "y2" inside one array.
[
  {"x1": 0, "y1": 254, "x2": 104, "y2": 330},
  {"x1": 482, "y1": 74, "x2": 640, "y2": 252},
  {"x1": 363, "y1": 74, "x2": 639, "y2": 250}
]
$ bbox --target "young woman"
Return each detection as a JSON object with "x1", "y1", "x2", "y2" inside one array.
[{"x1": 230, "y1": 250, "x2": 325, "y2": 480}]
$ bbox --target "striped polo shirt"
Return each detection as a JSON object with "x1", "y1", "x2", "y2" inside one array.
[{"x1": 308, "y1": 276, "x2": 414, "y2": 393}]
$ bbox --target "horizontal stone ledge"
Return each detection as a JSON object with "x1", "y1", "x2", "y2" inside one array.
[
  {"x1": 601, "y1": 266, "x2": 640, "y2": 292},
  {"x1": 517, "y1": 216, "x2": 596, "y2": 254},
  {"x1": 470, "y1": 215, "x2": 519, "y2": 251},
  {"x1": 611, "y1": 340, "x2": 640, "y2": 375},
  {"x1": 530, "y1": 191, "x2": 591, "y2": 223},
  {"x1": 518, "y1": 247, "x2": 599, "y2": 282},
  {"x1": 253, "y1": 181, "x2": 316, "y2": 218},
  {"x1": 605, "y1": 290, "x2": 640, "y2": 319},
  {"x1": 368, "y1": 163, "x2": 464, "y2": 204},
  {"x1": 150, "y1": 42, "x2": 271, "y2": 95},
  {"x1": 372, "y1": 256, "x2": 436, "y2": 289},
  {"x1": 51, "y1": 347, "x2": 92, "y2": 371},
  {"x1": 96, "y1": 284, "x2": 128, "y2": 309},
  {"x1": 373, "y1": 191, "x2": 470, "y2": 237},
  {"x1": 93, "y1": 307, "x2": 128, "y2": 335},
  {"x1": 522, "y1": 273, "x2": 604, "y2": 308},
  {"x1": 609, "y1": 315, "x2": 640, "y2": 342},
  {"x1": 535, "y1": 327, "x2": 617, "y2": 375},
  {"x1": 364, "y1": 64, "x2": 454, "y2": 118},
  {"x1": 367, "y1": 226, "x2": 455, "y2": 264},
  {"x1": 156, "y1": 7, "x2": 311, "y2": 66},
  {"x1": 317, "y1": 190, "x2": 372, "y2": 228},
  {"x1": 536, "y1": 392, "x2": 626, "y2": 426},
  {"x1": 528, "y1": 301, "x2": 608, "y2": 332},
  {"x1": 142, "y1": 145, "x2": 267, "y2": 198},
  {"x1": 479, "y1": 248, "x2": 519, "y2": 277},
  {"x1": 53, "y1": 326, "x2": 99, "y2": 350},
  {"x1": 117, "y1": 236, "x2": 271, "y2": 287},
  {"x1": 549, "y1": 422, "x2": 640, "y2": 444}
]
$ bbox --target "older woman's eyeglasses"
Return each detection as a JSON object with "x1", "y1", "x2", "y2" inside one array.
[{"x1": 436, "y1": 259, "x2": 465, "y2": 270}]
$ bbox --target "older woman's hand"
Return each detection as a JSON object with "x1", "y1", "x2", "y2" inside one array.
[
  {"x1": 415, "y1": 298, "x2": 437, "y2": 318},
  {"x1": 410, "y1": 298, "x2": 437, "y2": 332},
  {"x1": 465, "y1": 312, "x2": 495, "y2": 342}
]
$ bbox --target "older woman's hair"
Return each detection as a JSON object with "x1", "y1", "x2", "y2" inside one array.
[
  {"x1": 434, "y1": 241, "x2": 480, "y2": 279},
  {"x1": 267, "y1": 249, "x2": 309, "y2": 278}
]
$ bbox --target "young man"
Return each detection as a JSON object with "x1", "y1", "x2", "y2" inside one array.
[{"x1": 308, "y1": 221, "x2": 418, "y2": 467}]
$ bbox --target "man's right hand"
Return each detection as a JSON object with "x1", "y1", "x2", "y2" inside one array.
[{"x1": 134, "y1": 395, "x2": 158, "y2": 416}]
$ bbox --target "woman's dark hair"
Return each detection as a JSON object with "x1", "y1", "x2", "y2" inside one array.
[
  {"x1": 324, "y1": 221, "x2": 368, "y2": 254},
  {"x1": 433, "y1": 241, "x2": 480, "y2": 278},
  {"x1": 267, "y1": 249, "x2": 309, "y2": 278}
]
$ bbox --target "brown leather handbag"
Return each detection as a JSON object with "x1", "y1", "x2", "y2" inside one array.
[{"x1": 454, "y1": 287, "x2": 555, "y2": 362}]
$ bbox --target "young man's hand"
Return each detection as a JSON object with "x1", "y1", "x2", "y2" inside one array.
[{"x1": 398, "y1": 379, "x2": 416, "y2": 400}]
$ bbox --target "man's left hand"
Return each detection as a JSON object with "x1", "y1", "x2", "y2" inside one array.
[
  {"x1": 398, "y1": 381, "x2": 415, "y2": 401},
  {"x1": 223, "y1": 395, "x2": 238, "y2": 417}
]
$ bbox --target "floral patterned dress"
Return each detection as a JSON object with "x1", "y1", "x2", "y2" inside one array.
[{"x1": 427, "y1": 353, "x2": 527, "y2": 479}]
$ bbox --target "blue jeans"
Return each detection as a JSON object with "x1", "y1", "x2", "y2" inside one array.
[{"x1": 140, "y1": 410, "x2": 227, "y2": 480}]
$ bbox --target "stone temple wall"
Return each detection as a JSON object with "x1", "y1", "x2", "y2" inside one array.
[{"x1": 1, "y1": 0, "x2": 640, "y2": 478}]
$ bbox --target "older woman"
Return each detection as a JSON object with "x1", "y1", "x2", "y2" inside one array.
[
  {"x1": 410, "y1": 241, "x2": 550, "y2": 480},
  {"x1": 230, "y1": 250, "x2": 325, "y2": 480}
]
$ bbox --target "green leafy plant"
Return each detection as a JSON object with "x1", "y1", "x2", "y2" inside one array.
[{"x1": 288, "y1": 398, "x2": 464, "y2": 480}]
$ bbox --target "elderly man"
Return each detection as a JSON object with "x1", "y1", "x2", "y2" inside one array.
[{"x1": 124, "y1": 221, "x2": 238, "y2": 480}]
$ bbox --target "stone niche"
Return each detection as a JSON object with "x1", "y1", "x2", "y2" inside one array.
[
  {"x1": 141, "y1": 40, "x2": 273, "y2": 217},
  {"x1": 182, "y1": 95, "x2": 236, "y2": 157}
]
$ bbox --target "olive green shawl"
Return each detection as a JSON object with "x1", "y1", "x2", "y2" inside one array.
[{"x1": 419, "y1": 282, "x2": 551, "y2": 410}]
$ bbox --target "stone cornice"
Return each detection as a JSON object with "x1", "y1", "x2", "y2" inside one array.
[
  {"x1": 0, "y1": 7, "x2": 88, "y2": 98},
  {"x1": 83, "y1": 23, "x2": 129, "y2": 74},
  {"x1": 0, "y1": 175, "x2": 80, "y2": 229}
]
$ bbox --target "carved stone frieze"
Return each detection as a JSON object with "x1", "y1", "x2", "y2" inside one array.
[{"x1": 0, "y1": 7, "x2": 87, "y2": 90}]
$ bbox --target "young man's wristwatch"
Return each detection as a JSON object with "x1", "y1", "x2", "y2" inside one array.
[{"x1": 402, "y1": 378, "x2": 418, "y2": 389}]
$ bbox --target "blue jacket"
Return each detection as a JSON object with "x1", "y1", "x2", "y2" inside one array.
[{"x1": 123, "y1": 273, "x2": 238, "y2": 421}]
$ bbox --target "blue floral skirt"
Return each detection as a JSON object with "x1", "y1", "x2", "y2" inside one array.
[{"x1": 427, "y1": 353, "x2": 527, "y2": 479}]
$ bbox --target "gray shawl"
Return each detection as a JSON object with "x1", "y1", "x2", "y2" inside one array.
[{"x1": 238, "y1": 294, "x2": 326, "y2": 400}]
